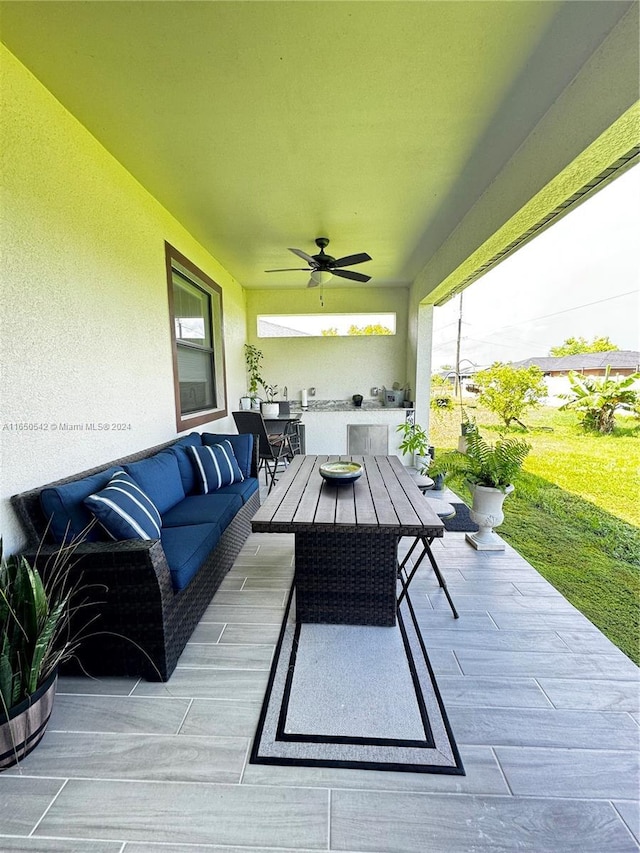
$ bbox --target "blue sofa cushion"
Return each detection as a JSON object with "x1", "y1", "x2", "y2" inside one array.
[
  {"x1": 40, "y1": 466, "x2": 120, "y2": 543},
  {"x1": 84, "y1": 470, "x2": 162, "y2": 541},
  {"x1": 124, "y1": 451, "x2": 185, "y2": 514},
  {"x1": 161, "y1": 522, "x2": 221, "y2": 591},
  {"x1": 217, "y1": 477, "x2": 259, "y2": 504},
  {"x1": 202, "y1": 433, "x2": 253, "y2": 479},
  {"x1": 189, "y1": 441, "x2": 244, "y2": 494},
  {"x1": 161, "y1": 493, "x2": 243, "y2": 530},
  {"x1": 165, "y1": 432, "x2": 203, "y2": 495}
]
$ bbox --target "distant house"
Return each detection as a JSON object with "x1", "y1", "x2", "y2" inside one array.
[
  {"x1": 510, "y1": 350, "x2": 640, "y2": 406},
  {"x1": 511, "y1": 350, "x2": 640, "y2": 377}
]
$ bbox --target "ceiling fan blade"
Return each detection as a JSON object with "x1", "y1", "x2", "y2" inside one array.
[
  {"x1": 265, "y1": 267, "x2": 311, "y2": 272},
  {"x1": 331, "y1": 253, "x2": 372, "y2": 268},
  {"x1": 307, "y1": 277, "x2": 319, "y2": 288},
  {"x1": 288, "y1": 248, "x2": 316, "y2": 264},
  {"x1": 332, "y1": 268, "x2": 371, "y2": 283}
]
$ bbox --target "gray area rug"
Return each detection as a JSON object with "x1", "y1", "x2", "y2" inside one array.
[{"x1": 250, "y1": 585, "x2": 464, "y2": 775}]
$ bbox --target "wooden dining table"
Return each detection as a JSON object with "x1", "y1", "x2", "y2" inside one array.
[{"x1": 251, "y1": 454, "x2": 444, "y2": 626}]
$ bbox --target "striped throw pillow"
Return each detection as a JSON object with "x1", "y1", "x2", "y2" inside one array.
[
  {"x1": 84, "y1": 470, "x2": 162, "y2": 541},
  {"x1": 189, "y1": 441, "x2": 244, "y2": 494}
]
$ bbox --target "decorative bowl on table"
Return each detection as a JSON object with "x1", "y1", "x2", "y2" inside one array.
[{"x1": 319, "y1": 461, "x2": 363, "y2": 485}]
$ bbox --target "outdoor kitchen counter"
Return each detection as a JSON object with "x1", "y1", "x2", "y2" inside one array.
[{"x1": 289, "y1": 401, "x2": 413, "y2": 456}]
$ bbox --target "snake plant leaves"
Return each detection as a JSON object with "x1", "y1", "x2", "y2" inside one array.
[{"x1": 1, "y1": 538, "x2": 83, "y2": 711}]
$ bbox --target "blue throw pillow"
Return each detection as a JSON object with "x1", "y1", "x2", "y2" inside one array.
[
  {"x1": 124, "y1": 450, "x2": 185, "y2": 514},
  {"x1": 202, "y1": 433, "x2": 253, "y2": 479},
  {"x1": 84, "y1": 470, "x2": 162, "y2": 541},
  {"x1": 189, "y1": 441, "x2": 244, "y2": 494},
  {"x1": 165, "y1": 432, "x2": 203, "y2": 494},
  {"x1": 40, "y1": 466, "x2": 120, "y2": 543}
]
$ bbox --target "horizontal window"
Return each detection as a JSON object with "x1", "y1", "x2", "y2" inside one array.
[{"x1": 257, "y1": 313, "x2": 396, "y2": 338}]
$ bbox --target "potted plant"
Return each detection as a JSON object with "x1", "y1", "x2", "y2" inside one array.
[
  {"x1": 458, "y1": 409, "x2": 478, "y2": 452},
  {"x1": 0, "y1": 539, "x2": 86, "y2": 769},
  {"x1": 244, "y1": 344, "x2": 264, "y2": 410},
  {"x1": 428, "y1": 431, "x2": 530, "y2": 550},
  {"x1": 396, "y1": 420, "x2": 431, "y2": 474},
  {"x1": 261, "y1": 383, "x2": 279, "y2": 418}
]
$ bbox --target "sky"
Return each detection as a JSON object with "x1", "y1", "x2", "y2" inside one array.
[
  {"x1": 258, "y1": 313, "x2": 396, "y2": 336},
  {"x1": 432, "y1": 163, "x2": 640, "y2": 371}
]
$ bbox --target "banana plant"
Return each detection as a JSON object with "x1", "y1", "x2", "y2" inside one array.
[{"x1": 559, "y1": 367, "x2": 640, "y2": 433}]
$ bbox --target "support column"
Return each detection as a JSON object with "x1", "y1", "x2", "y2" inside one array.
[{"x1": 414, "y1": 303, "x2": 434, "y2": 435}]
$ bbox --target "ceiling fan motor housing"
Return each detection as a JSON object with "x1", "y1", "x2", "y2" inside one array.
[{"x1": 313, "y1": 237, "x2": 333, "y2": 267}]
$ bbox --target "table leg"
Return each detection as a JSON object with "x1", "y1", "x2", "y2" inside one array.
[
  {"x1": 295, "y1": 531, "x2": 398, "y2": 626},
  {"x1": 397, "y1": 536, "x2": 459, "y2": 619}
]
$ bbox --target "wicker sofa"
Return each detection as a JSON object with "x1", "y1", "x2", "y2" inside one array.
[{"x1": 11, "y1": 432, "x2": 260, "y2": 681}]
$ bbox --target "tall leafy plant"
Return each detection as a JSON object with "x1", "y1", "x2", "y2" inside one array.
[
  {"x1": 473, "y1": 363, "x2": 547, "y2": 428},
  {"x1": 0, "y1": 540, "x2": 85, "y2": 712},
  {"x1": 429, "y1": 431, "x2": 530, "y2": 491},
  {"x1": 396, "y1": 421, "x2": 430, "y2": 473},
  {"x1": 559, "y1": 367, "x2": 640, "y2": 434},
  {"x1": 244, "y1": 344, "x2": 264, "y2": 398}
]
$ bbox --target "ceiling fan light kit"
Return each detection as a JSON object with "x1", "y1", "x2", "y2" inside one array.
[
  {"x1": 265, "y1": 237, "x2": 372, "y2": 288},
  {"x1": 309, "y1": 269, "x2": 333, "y2": 286}
]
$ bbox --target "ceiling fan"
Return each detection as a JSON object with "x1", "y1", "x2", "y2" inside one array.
[{"x1": 265, "y1": 237, "x2": 372, "y2": 287}]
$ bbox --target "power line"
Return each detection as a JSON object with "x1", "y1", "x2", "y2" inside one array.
[
  {"x1": 433, "y1": 289, "x2": 636, "y2": 350},
  {"x1": 463, "y1": 290, "x2": 637, "y2": 339}
]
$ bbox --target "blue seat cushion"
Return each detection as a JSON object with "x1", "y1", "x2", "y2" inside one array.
[
  {"x1": 161, "y1": 522, "x2": 221, "y2": 591},
  {"x1": 84, "y1": 470, "x2": 162, "y2": 541},
  {"x1": 40, "y1": 466, "x2": 120, "y2": 543},
  {"x1": 165, "y1": 432, "x2": 203, "y2": 495},
  {"x1": 161, "y1": 493, "x2": 243, "y2": 530},
  {"x1": 217, "y1": 477, "x2": 259, "y2": 504},
  {"x1": 202, "y1": 433, "x2": 253, "y2": 479},
  {"x1": 124, "y1": 451, "x2": 185, "y2": 514},
  {"x1": 189, "y1": 441, "x2": 244, "y2": 494}
]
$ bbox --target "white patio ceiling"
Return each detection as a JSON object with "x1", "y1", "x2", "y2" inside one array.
[{"x1": 1, "y1": 1, "x2": 637, "y2": 300}]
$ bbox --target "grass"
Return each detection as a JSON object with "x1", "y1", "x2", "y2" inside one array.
[{"x1": 428, "y1": 402, "x2": 640, "y2": 664}]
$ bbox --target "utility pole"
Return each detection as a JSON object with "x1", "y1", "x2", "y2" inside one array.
[{"x1": 454, "y1": 292, "x2": 463, "y2": 401}]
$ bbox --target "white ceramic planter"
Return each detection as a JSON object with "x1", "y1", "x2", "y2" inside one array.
[
  {"x1": 414, "y1": 454, "x2": 431, "y2": 474},
  {"x1": 261, "y1": 402, "x2": 279, "y2": 418},
  {"x1": 239, "y1": 396, "x2": 252, "y2": 410},
  {"x1": 467, "y1": 483, "x2": 514, "y2": 550}
]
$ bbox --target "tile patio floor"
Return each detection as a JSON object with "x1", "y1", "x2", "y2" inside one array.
[{"x1": 1, "y1": 491, "x2": 638, "y2": 852}]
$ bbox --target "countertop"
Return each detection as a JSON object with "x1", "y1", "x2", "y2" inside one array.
[{"x1": 289, "y1": 399, "x2": 413, "y2": 413}]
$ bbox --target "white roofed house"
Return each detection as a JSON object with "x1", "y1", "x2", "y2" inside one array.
[{"x1": 511, "y1": 350, "x2": 640, "y2": 404}]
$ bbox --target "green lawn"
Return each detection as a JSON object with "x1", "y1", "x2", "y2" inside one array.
[{"x1": 427, "y1": 403, "x2": 640, "y2": 664}]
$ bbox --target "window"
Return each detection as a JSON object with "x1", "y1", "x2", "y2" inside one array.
[
  {"x1": 257, "y1": 313, "x2": 396, "y2": 337},
  {"x1": 165, "y1": 242, "x2": 227, "y2": 430}
]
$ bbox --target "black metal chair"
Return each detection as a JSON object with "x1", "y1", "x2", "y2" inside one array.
[{"x1": 232, "y1": 411, "x2": 293, "y2": 492}]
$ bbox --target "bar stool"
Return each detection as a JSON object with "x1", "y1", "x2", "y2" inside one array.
[
  {"x1": 277, "y1": 401, "x2": 303, "y2": 455},
  {"x1": 397, "y1": 498, "x2": 459, "y2": 618},
  {"x1": 232, "y1": 410, "x2": 293, "y2": 492}
]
